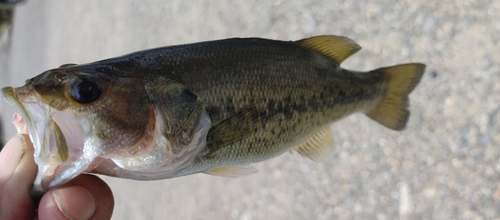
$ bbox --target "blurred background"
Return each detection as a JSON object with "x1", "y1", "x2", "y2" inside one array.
[
  {"x1": 0, "y1": 0, "x2": 22, "y2": 148},
  {"x1": 1, "y1": 0, "x2": 499, "y2": 219}
]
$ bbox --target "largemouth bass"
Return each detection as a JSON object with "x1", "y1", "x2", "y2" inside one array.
[{"x1": 1, "y1": 35, "x2": 425, "y2": 195}]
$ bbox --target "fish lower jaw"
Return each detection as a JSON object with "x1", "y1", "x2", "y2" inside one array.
[{"x1": 31, "y1": 164, "x2": 59, "y2": 195}]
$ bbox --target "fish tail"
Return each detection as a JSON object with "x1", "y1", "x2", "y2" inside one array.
[{"x1": 366, "y1": 63, "x2": 425, "y2": 130}]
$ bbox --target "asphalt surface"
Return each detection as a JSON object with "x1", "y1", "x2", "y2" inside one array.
[{"x1": 1, "y1": 0, "x2": 499, "y2": 219}]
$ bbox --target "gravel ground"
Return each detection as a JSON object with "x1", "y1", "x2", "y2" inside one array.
[{"x1": 1, "y1": 0, "x2": 499, "y2": 219}]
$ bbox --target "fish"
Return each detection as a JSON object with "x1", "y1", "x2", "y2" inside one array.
[{"x1": 1, "y1": 35, "x2": 425, "y2": 196}]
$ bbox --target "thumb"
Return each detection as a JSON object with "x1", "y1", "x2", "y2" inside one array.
[
  {"x1": 0, "y1": 134, "x2": 37, "y2": 219},
  {"x1": 37, "y1": 174, "x2": 115, "y2": 220}
]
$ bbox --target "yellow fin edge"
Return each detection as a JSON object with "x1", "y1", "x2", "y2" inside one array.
[{"x1": 296, "y1": 35, "x2": 361, "y2": 64}]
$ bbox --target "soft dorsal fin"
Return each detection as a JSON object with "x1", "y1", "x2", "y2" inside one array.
[
  {"x1": 296, "y1": 35, "x2": 361, "y2": 64},
  {"x1": 293, "y1": 127, "x2": 336, "y2": 162},
  {"x1": 204, "y1": 165, "x2": 258, "y2": 178}
]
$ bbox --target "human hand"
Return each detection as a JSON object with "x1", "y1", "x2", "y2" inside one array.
[{"x1": 0, "y1": 134, "x2": 115, "y2": 219}]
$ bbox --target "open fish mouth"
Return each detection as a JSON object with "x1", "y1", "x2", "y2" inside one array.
[
  {"x1": 1, "y1": 86, "x2": 69, "y2": 193},
  {"x1": 3, "y1": 87, "x2": 45, "y2": 149}
]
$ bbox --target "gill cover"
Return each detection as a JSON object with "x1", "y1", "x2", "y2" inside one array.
[
  {"x1": 145, "y1": 78, "x2": 206, "y2": 152},
  {"x1": 100, "y1": 77, "x2": 212, "y2": 180}
]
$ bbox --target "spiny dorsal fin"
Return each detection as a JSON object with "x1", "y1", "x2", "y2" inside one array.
[
  {"x1": 293, "y1": 127, "x2": 336, "y2": 162},
  {"x1": 366, "y1": 63, "x2": 425, "y2": 130},
  {"x1": 296, "y1": 35, "x2": 361, "y2": 64},
  {"x1": 204, "y1": 165, "x2": 258, "y2": 178}
]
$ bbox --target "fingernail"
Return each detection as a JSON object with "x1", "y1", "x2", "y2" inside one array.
[
  {"x1": 0, "y1": 135, "x2": 26, "y2": 181},
  {"x1": 53, "y1": 186, "x2": 96, "y2": 220}
]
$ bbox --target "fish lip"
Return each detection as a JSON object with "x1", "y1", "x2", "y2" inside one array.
[{"x1": 1, "y1": 87, "x2": 43, "y2": 149}]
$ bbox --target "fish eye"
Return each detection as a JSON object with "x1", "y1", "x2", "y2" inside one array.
[{"x1": 70, "y1": 78, "x2": 102, "y2": 104}]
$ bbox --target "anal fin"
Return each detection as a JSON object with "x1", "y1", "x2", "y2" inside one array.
[
  {"x1": 204, "y1": 165, "x2": 258, "y2": 178},
  {"x1": 293, "y1": 127, "x2": 336, "y2": 162}
]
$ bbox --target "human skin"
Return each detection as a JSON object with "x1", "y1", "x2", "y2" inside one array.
[{"x1": 0, "y1": 134, "x2": 114, "y2": 220}]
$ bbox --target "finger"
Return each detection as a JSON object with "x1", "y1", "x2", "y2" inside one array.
[
  {"x1": 0, "y1": 134, "x2": 37, "y2": 220},
  {"x1": 38, "y1": 174, "x2": 114, "y2": 220}
]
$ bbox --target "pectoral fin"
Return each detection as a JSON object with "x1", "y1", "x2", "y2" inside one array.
[
  {"x1": 293, "y1": 127, "x2": 336, "y2": 162},
  {"x1": 204, "y1": 165, "x2": 258, "y2": 177},
  {"x1": 206, "y1": 108, "x2": 267, "y2": 157}
]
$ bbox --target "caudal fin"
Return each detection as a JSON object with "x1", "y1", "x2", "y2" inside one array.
[{"x1": 366, "y1": 63, "x2": 425, "y2": 130}]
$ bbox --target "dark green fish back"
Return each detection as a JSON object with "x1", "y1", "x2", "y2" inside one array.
[{"x1": 91, "y1": 38, "x2": 383, "y2": 123}]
